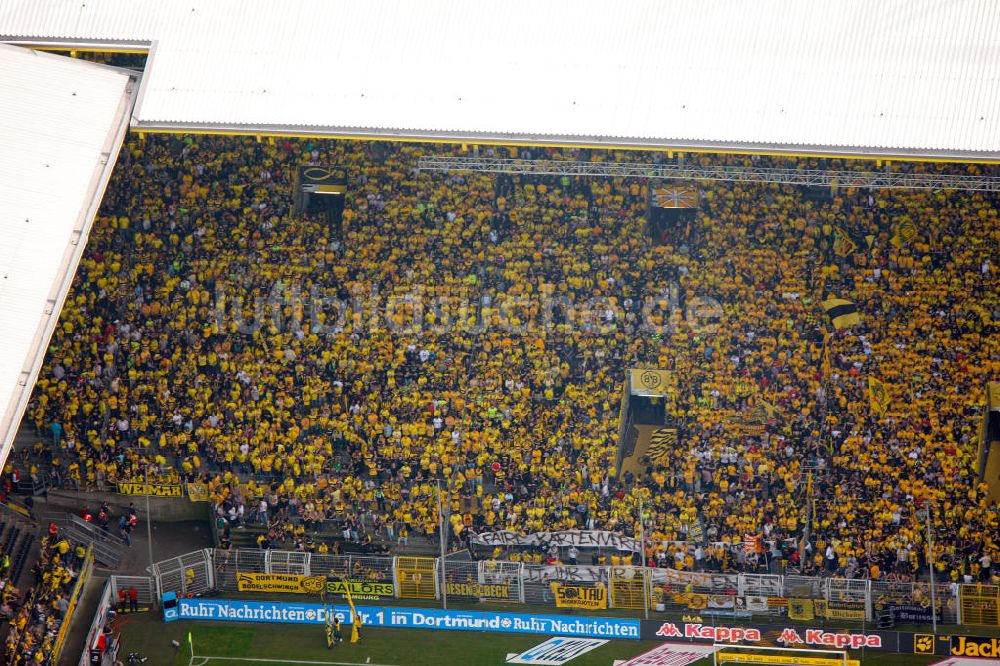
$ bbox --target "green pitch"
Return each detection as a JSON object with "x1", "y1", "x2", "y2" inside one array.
[{"x1": 113, "y1": 617, "x2": 942, "y2": 666}]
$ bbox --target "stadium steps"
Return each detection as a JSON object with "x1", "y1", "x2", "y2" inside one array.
[
  {"x1": 10, "y1": 533, "x2": 34, "y2": 584},
  {"x1": 3, "y1": 524, "x2": 19, "y2": 556}
]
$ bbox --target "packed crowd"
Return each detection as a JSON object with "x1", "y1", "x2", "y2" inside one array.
[
  {"x1": 3, "y1": 531, "x2": 86, "y2": 665},
  {"x1": 14, "y1": 133, "x2": 999, "y2": 583}
]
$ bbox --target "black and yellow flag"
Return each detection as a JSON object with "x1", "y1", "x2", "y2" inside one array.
[
  {"x1": 788, "y1": 599, "x2": 815, "y2": 621},
  {"x1": 822, "y1": 297, "x2": 861, "y2": 330},
  {"x1": 832, "y1": 226, "x2": 858, "y2": 257},
  {"x1": 868, "y1": 377, "x2": 890, "y2": 416},
  {"x1": 822, "y1": 332, "x2": 832, "y2": 378},
  {"x1": 755, "y1": 398, "x2": 783, "y2": 423},
  {"x1": 890, "y1": 218, "x2": 918, "y2": 247},
  {"x1": 644, "y1": 428, "x2": 679, "y2": 465},
  {"x1": 344, "y1": 582, "x2": 362, "y2": 643}
]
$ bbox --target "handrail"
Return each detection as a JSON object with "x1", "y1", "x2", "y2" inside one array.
[{"x1": 52, "y1": 544, "x2": 95, "y2": 663}]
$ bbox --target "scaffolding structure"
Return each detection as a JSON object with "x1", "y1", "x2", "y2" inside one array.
[{"x1": 417, "y1": 155, "x2": 1000, "y2": 192}]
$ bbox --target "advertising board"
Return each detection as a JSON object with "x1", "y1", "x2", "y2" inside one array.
[{"x1": 175, "y1": 599, "x2": 639, "y2": 639}]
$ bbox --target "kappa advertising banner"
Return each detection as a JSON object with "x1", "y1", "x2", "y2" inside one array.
[
  {"x1": 176, "y1": 599, "x2": 640, "y2": 639},
  {"x1": 640, "y1": 620, "x2": 913, "y2": 652},
  {"x1": 551, "y1": 583, "x2": 607, "y2": 610},
  {"x1": 471, "y1": 530, "x2": 639, "y2": 552},
  {"x1": 116, "y1": 481, "x2": 184, "y2": 497}
]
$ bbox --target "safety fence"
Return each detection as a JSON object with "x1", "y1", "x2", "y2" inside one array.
[
  {"x1": 141, "y1": 548, "x2": 984, "y2": 628},
  {"x1": 78, "y1": 574, "x2": 158, "y2": 666},
  {"x1": 959, "y1": 584, "x2": 999, "y2": 627},
  {"x1": 51, "y1": 545, "x2": 94, "y2": 664}
]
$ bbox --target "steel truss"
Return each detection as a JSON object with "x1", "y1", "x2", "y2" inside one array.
[{"x1": 417, "y1": 155, "x2": 1000, "y2": 192}]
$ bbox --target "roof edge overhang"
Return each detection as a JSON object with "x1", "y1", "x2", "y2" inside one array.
[
  {"x1": 0, "y1": 58, "x2": 140, "y2": 470},
  {"x1": 129, "y1": 120, "x2": 1000, "y2": 164},
  {"x1": 0, "y1": 36, "x2": 151, "y2": 52}
]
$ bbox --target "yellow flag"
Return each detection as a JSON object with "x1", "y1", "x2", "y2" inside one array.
[
  {"x1": 868, "y1": 377, "x2": 890, "y2": 416},
  {"x1": 822, "y1": 297, "x2": 861, "y2": 330},
  {"x1": 344, "y1": 584, "x2": 362, "y2": 643},
  {"x1": 788, "y1": 598, "x2": 815, "y2": 621},
  {"x1": 822, "y1": 333, "x2": 832, "y2": 378},
  {"x1": 832, "y1": 226, "x2": 857, "y2": 257},
  {"x1": 890, "y1": 218, "x2": 918, "y2": 248}
]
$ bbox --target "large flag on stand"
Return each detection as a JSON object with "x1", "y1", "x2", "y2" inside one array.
[
  {"x1": 651, "y1": 187, "x2": 698, "y2": 208},
  {"x1": 822, "y1": 297, "x2": 861, "y2": 330},
  {"x1": 890, "y1": 218, "x2": 919, "y2": 247},
  {"x1": 868, "y1": 377, "x2": 890, "y2": 416},
  {"x1": 832, "y1": 225, "x2": 858, "y2": 257},
  {"x1": 344, "y1": 582, "x2": 362, "y2": 643}
]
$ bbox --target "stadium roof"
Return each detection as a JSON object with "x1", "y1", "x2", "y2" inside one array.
[
  {"x1": 2, "y1": 0, "x2": 1000, "y2": 161},
  {"x1": 0, "y1": 44, "x2": 135, "y2": 470}
]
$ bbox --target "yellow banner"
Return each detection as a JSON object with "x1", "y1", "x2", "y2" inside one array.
[
  {"x1": 719, "y1": 654, "x2": 858, "y2": 666},
  {"x1": 445, "y1": 582, "x2": 510, "y2": 599},
  {"x1": 687, "y1": 593, "x2": 708, "y2": 610},
  {"x1": 630, "y1": 368, "x2": 671, "y2": 396},
  {"x1": 814, "y1": 599, "x2": 866, "y2": 620},
  {"x1": 236, "y1": 573, "x2": 326, "y2": 594},
  {"x1": 326, "y1": 579, "x2": 395, "y2": 599},
  {"x1": 551, "y1": 583, "x2": 607, "y2": 610},
  {"x1": 187, "y1": 482, "x2": 210, "y2": 502},
  {"x1": 116, "y1": 482, "x2": 183, "y2": 497},
  {"x1": 788, "y1": 598, "x2": 815, "y2": 621}
]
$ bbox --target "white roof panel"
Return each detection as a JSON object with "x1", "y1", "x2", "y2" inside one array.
[
  {"x1": 0, "y1": 44, "x2": 134, "y2": 469},
  {"x1": 1, "y1": 0, "x2": 999, "y2": 158}
]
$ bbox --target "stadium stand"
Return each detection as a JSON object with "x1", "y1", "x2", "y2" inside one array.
[
  {"x1": 2, "y1": 529, "x2": 89, "y2": 665},
  {"x1": 7, "y1": 133, "x2": 999, "y2": 591}
]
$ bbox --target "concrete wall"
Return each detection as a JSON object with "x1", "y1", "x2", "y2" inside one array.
[{"x1": 37, "y1": 489, "x2": 210, "y2": 523}]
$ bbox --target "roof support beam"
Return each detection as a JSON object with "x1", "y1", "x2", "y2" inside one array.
[{"x1": 417, "y1": 155, "x2": 1000, "y2": 192}]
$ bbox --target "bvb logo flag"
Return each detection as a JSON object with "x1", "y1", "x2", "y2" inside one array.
[
  {"x1": 868, "y1": 377, "x2": 890, "y2": 416},
  {"x1": 630, "y1": 369, "x2": 670, "y2": 396},
  {"x1": 788, "y1": 599, "x2": 815, "y2": 621},
  {"x1": 891, "y1": 218, "x2": 919, "y2": 248},
  {"x1": 832, "y1": 225, "x2": 858, "y2": 257}
]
